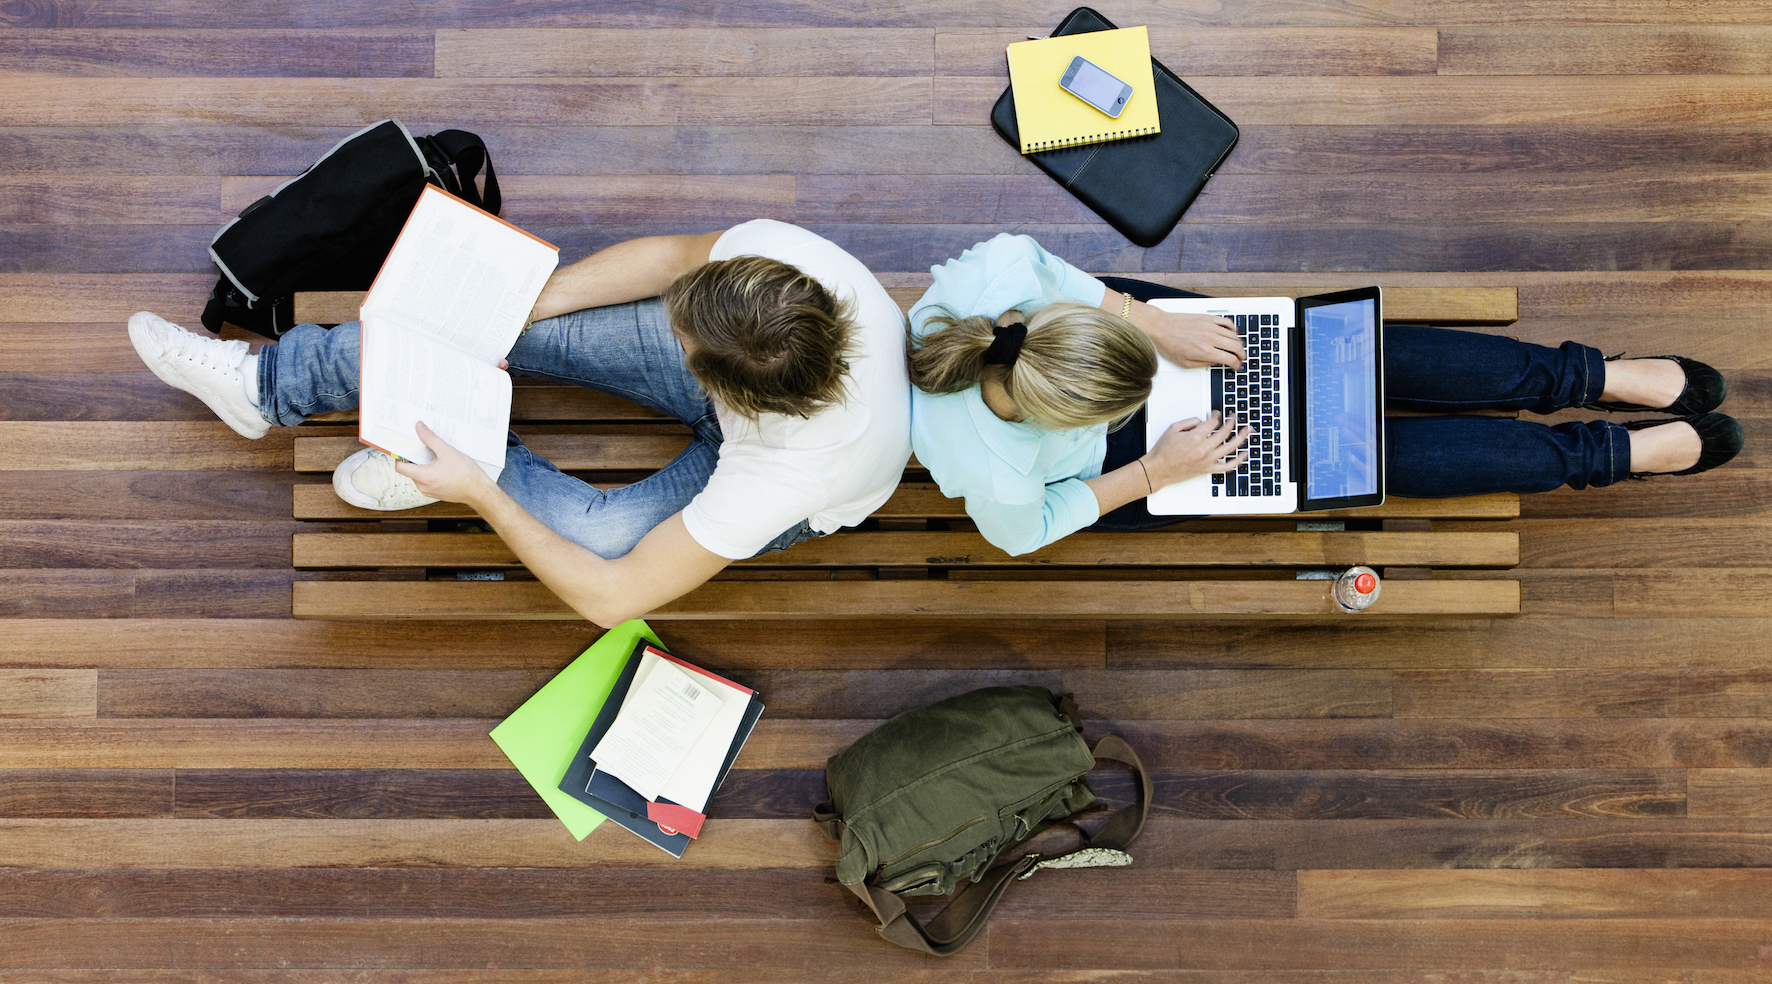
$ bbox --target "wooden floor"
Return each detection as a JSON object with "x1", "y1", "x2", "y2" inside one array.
[{"x1": 3, "y1": 1, "x2": 1771, "y2": 979}]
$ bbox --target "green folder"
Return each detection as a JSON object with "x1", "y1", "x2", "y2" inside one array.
[{"x1": 489, "y1": 619, "x2": 664, "y2": 840}]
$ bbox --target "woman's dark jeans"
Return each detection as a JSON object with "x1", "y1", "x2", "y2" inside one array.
[{"x1": 1093, "y1": 277, "x2": 1630, "y2": 530}]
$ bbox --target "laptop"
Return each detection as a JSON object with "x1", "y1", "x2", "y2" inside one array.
[{"x1": 1144, "y1": 287, "x2": 1385, "y2": 515}]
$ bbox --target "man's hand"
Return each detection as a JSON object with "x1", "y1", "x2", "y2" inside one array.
[
  {"x1": 394, "y1": 421, "x2": 500, "y2": 506},
  {"x1": 1140, "y1": 309, "x2": 1245, "y2": 369}
]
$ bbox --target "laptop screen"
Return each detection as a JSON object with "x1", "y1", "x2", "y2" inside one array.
[{"x1": 1300, "y1": 292, "x2": 1382, "y2": 504}]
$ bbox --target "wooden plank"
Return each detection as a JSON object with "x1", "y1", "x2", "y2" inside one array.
[
  {"x1": 0, "y1": 618, "x2": 1104, "y2": 670},
  {"x1": 801, "y1": 173, "x2": 1772, "y2": 226},
  {"x1": 717, "y1": 668, "x2": 1391, "y2": 720},
  {"x1": 0, "y1": 472, "x2": 294, "y2": 521},
  {"x1": 98, "y1": 669, "x2": 546, "y2": 720},
  {"x1": 1396, "y1": 669, "x2": 1772, "y2": 719},
  {"x1": 1689, "y1": 769, "x2": 1772, "y2": 818},
  {"x1": 0, "y1": 77, "x2": 933, "y2": 127},
  {"x1": 936, "y1": 26, "x2": 1439, "y2": 76},
  {"x1": 434, "y1": 28, "x2": 934, "y2": 77},
  {"x1": 0, "y1": 422, "x2": 294, "y2": 471},
  {"x1": 0, "y1": 720, "x2": 509, "y2": 770},
  {"x1": 0, "y1": 817, "x2": 832, "y2": 868},
  {"x1": 0, "y1": 176, "x2": 220, "y2": 224},
  {"x1": 1298, "y1": 868, "x2": 1772, "y2": 920},
  {"x1": 0, "y1": 671, "x2": 96, "y2": 718},
  {"x1": 1440, "y1": 25, "x2": 1772, "y2": 75},
  {"x1": 1129, "y1": 816, "x2": 1772, "y2": 870},
  {"x1": 0, "y1": 769, "x2": 173, "y2": 819},
  {"x1": 1415, "y1": 0, "x2": 1772, "y2": 26},
  {"x1": 936, "y1": 75, "x2": 1772, "y2": 127},
  {"x1": 170, "y1": 768, "x2": 551, "y2": 820},
  {"x1": 292, "y1": 479, "x2": 1519, "y2": 521},
  {"x1": 293, "y1": 434, "x2": 689, "y2": 472},
  {"x1": 1511, "y1": 518, "x2": 1772, "y2": 568},
  {"x1": 0, "y1": 29, "x2": 435, "y2": 77},
  {"x1": 0, "y1": 0, "x2": 1424, "y2": 29},
  {"x1": 0, "y1": 867, "x2": 858, "y2": 919},
  {"x1": 1616, "y1": 569, "x2": 1772, "y2": 617},
  {"x1": 1110, "y1": 616, "x2": 1772, "y2": 671},
  {"x1": 0, "y1": 521, "x2": 303, "y2": 568},
  {"x1": 1150, "y1": 768, "x2": 1683, "y2": 819},
  {"x1": 292, "y1": 578, "x2": 1522, "y2": 620},
  {"x1": 987, "y1": 918, "x2": 1772, "y2": 971},
  {"x1": 1108, "y1": 719, "x2": 1772, "y2": 770},
  {"x1": 302, "y1": 282, "x2": 1522, "y2": 326},
  {"x1": 0, "y1": 917, "x2": 990, "y2": 971},
  {"x1": 293, "y1": 530, "x2": 1519, "y2": 570}
]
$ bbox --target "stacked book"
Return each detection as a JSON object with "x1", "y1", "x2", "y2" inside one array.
[{"x1": 489, "y1": 621, "x2": 762, "y2": 857}]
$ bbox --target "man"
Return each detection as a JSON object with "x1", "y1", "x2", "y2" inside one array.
[{"x1": 130, "y1": 220, "x2": 911, "y2": 626}]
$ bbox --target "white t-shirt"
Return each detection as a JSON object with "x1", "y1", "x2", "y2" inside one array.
[{"x1": 679, "y1": 220, "x2": 911, "y2": 559}]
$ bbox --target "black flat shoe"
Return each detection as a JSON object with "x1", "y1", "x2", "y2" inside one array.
[
  {"x1": 1625, "y1": 412, "x2": 1744, "y2": 478},
  {"x1": 1590, "y1": 354, "x2": 1727, "y2": 415}
]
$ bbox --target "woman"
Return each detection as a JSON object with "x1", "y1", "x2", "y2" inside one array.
[{"x1": 907, "y1": 234, "x2": 1741, "y2": 557}]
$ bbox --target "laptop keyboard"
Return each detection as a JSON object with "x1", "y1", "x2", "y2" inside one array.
[{"x1": 1209, "y1": 313, "x2": 1284, "y2": 498}]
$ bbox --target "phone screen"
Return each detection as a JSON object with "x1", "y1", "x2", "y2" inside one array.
[{"x1": 1063, "y1": 58, "x2": 1129, "y2": 114}]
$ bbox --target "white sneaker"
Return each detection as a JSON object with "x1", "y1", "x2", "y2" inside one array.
[
  {"x1": 127, "y1": 311, "x2": 271, "y2": 439},
  {"x1": 332, "y1": 447, "x2": 439, "y2": 511}
]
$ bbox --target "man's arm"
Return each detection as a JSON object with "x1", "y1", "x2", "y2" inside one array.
[
  {"x1": 397, "y1": 423, "x2": 731, "y2": 628},
  {"x1": 530, "y1": 231, "x2": 727, "y2": 322}
]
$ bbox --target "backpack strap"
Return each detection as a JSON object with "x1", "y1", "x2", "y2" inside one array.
[
  {"x1": 845, "y1": 734, "x2": 1151, "y2": 957},
  {"x1": 421, "y1": 130, "x2": 501, "y2": 214}
]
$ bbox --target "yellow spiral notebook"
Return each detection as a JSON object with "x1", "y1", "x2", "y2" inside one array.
[{"x1": 1006, "y1": 26, "x2": 1160, "y2": 154}]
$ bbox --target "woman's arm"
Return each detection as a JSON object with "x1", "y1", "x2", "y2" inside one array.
[
  {"x1": 1084, "y1": 412, "x2": 1251, "y2": 514},
  {"x1": 1099, "y1": 288, "x2": 1246, "y2": 370}
]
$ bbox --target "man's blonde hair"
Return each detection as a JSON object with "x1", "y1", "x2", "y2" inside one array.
[
  {"x1": 663, "y1": 255, "x2": 855, "y2": 419},
  {"x1": 907, "y1": 301, "x2": 1156, "y2": 429}
]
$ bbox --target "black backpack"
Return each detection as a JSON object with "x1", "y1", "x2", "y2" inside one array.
[
  {"x1": 813, "y1": 686, "x2": 1150, "y2": 956},
  {"x1": 200, "y1": 119, "x2": 501, "y2": 338}
]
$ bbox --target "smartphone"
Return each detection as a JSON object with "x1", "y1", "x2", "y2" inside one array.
[{"x1": 1059, "y1": 55, "x2": 1133, "y2": 118}]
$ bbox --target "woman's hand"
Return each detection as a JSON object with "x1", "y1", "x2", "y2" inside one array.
[
  {"x1": 394, "y1": 421, "x2": 501, "y2": 506},
  {"x1": 1139, "y1": 309, "x2": 1245, "y2": 369},
  {"x1": 1143, "y1": 411, "x2": 1251, "y2": 490}
]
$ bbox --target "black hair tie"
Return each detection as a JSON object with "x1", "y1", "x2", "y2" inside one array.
[{"x1": 982, "y1": 321, "x2": 1028, "y2": 368}]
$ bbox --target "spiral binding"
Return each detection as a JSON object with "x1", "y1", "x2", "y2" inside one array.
[{"x1": 1022, "y1": 125, "x2": 1159, "y2": 154}]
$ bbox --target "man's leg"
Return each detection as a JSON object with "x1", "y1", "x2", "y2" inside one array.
[
  {"x1": 507, "y1": 298, "x2": 716, "y2": 433},
  {"x1": 256, "y1": 321, "x2": 365, "y2": 425},
  {"x1": 496, "y1": 431, "x2": 722, "y2": 560},
  {"x1": 494, "y1": 298, "x2": 726, "y2": 558}
]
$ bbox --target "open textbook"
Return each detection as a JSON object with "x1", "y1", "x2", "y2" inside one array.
[{"x1": 358, "y1": 184, "x2": 559, "y2": 480}]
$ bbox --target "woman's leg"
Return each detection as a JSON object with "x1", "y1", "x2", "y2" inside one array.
[
  {"x1": 1386, "y1": 415, "x2": 1630, "y2": 496},
  {"x1": 1383, "y1": 325, "x2": 1607, "y2": 414}
]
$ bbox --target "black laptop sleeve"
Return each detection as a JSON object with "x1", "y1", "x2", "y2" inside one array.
[{"x1": 990, "y1": 7, "x2": 1240, "y2": 248}]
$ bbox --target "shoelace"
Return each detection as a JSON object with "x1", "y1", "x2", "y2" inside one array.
[
  {"x1": 355, "y1": 453, "x2": 431, "y2": 507},
  {"x1": 165, "y1": 324, "x2": 247, "y2": 373}
]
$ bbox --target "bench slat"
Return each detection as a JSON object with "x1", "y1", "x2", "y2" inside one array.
[
  {"x1": 293, "y1": 530, "x2": 1520, "y2": 569},
  {"x1": 297, "y1": 284, "x2": 1519, "y2": 327},
  {"x1": 292, "y1": 578, "x2": 1521, "y2": 620},
  {"x1": 292, "y1": 483, "x2": 1520, "y2": 521}
]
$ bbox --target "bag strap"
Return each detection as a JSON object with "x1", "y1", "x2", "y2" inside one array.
[
  {"x1": 423, "y1": 130, "x2": 501, "y2": 214},
  {"x1": 845, "y1": 734, "x2": 1151, "y2": 957}
]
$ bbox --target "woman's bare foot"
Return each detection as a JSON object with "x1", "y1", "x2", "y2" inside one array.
[
  {"x1": 1600, "y1": 357, "x2": 1687, "y2": 409},
  {"x1": 1627, "y1": 419, "x2": 1702, "y2": 474}
]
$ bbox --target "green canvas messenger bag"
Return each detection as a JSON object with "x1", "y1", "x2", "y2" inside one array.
[{"x1": 812, "y1": 685, "x2": 1150, "y2": 956}]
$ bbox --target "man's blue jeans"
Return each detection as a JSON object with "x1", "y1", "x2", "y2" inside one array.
[{"x1": 258, "y1": 300, "x2": 815, "y2": 559}]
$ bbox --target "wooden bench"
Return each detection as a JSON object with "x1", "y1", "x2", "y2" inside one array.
[{"x1": 288, "y1": 283, "x2": 1524, "y2": 620}]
